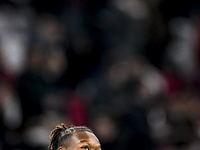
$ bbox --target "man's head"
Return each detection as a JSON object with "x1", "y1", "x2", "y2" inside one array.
[{"x1": 49, "y1": 124, "x2": 101, "y2": 150}]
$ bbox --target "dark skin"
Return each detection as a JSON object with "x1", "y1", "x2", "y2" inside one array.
[{"x1": 58, "y1": 131, "x2": 101, "y2": 150}]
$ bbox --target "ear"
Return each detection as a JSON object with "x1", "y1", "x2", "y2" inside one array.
[{"x1": 58, "y1": 147, "x2": 62, "y2": 150}]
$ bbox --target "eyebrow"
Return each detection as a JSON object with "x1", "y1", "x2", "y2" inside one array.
[
  {"x1": 79, "y1": 140, "x2": 101, "y2": 148},
  {"x1": 80, "y1": 140, "x2": 88, "y2": 143}
]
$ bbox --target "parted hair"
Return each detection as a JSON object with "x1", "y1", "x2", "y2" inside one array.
[{"x1": 48, "y1": 123, "x2": 93, "y2": 150}]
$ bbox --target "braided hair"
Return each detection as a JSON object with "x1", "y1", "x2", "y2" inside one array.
[{"x1": 48, "y1": 123, "x2": 93, "y2": 150}]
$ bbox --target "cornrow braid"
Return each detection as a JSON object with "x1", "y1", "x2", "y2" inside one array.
[{"x1": 48, "y1": 123, "x2": 93, "y2": 150}]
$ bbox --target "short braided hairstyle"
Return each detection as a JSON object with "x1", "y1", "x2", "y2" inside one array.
[{"x1": 48, "y1": 123, "x2": 93, "y2": 150}]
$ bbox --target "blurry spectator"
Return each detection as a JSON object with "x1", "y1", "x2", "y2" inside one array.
[
  {"x1": 16, "y1": 42, "x2": 68, "y2": 149},
  {"x1": 142, "y1": 0, "x2": 169, "y2": 68},
  {"x1": 163, "y1": 16, "x2": 198, "y2": 83},
  {"x1": 16, "y1": 44, "x2": 48, "y2": 127},
  {"x1": 64, "y1": 90, "x2": 89, "y2": 126},
  {"x1": 0, "y1": 3, "x2": 33, "y2": 81},
  {"x1": 35, "y1": 13, "x2": 67, "y2": 47},
  {"x1": 0, "y1": 81, "x2": 23, "y2": 149}
]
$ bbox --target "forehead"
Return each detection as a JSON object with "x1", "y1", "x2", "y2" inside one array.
[{"x1": 71, "y1": 131, "x2": 100, "y2": 145}]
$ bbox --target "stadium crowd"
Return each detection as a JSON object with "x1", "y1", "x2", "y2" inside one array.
[{"x1": 0, "y1": 0, "x2": 200, "y2": 150}]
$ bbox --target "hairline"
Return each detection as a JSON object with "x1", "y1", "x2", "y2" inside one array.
[{"x1": 58, "y1": 128, "x2": 93, "y2": 149}]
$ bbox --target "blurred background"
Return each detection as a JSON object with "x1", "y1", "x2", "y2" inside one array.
[{"x1": 0, "y1": 0, "x2": 200, "y2": 149}]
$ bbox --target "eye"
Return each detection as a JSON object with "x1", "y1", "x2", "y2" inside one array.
[{"x1": 82, "y1": 146, "x2": 89, "y2": 150}]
